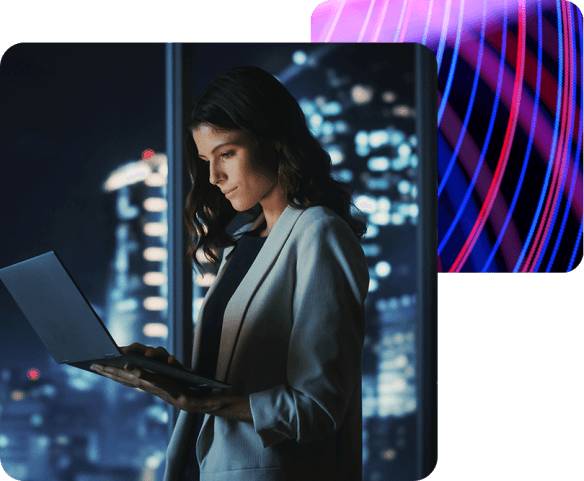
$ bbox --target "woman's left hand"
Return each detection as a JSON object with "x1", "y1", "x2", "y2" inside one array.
[{"x1": 89, "y1": 363, "x2": 210, "y2": 412}]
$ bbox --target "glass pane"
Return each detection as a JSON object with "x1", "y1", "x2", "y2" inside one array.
[
  {"x1": 0, "y1": 44, "x2": 170, "y2": 481},
  {"x1": 186, "y1": 43, "x2": 430, "y2": 481}
]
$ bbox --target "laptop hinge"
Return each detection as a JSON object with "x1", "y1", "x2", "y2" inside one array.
[{"x1": 104, "y1": 353, "x2": 116, "y2": 358}]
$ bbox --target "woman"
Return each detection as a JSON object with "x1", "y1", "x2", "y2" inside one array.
[{"x1": 91, "y1": 66, "x2": 369, "y2": 481}]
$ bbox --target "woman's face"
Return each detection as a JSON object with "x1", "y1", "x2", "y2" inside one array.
[{"x1": 192, "y1": 124, "x2": 281, "y2": 212}]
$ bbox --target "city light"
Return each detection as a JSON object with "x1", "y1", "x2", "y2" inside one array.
[
  {"x1": 142, "y1": 149, "x2": 156, "y2": 160},
  {"x1": 11, "y1": 390, "x2": 24, "y2": 401},
  {"x1": 398, "y1": 143, "x2": 412, "y2": 157},
  {"x1": 375, "y1": 261, "x2": 392, "y2": 277},
  {"x1": 143, "y1": 197, "x2": 167, "y2": 212},
  {"x1": 355, "y1": 195, "x2": 377, "y2": 214},
  {"x1": 355, "y1": 131, "x2": 369, "y2": 145},
  {"x1": 320, "y1": 101, "x2": 342, "y2": 116},
  {"x1": 334, "y1": 120, "x2": 348, "y2": 133},
  {"x1": 377, "y1": 197, "x2": 391, "y2": 211},
  {"x1": 0, "y1": 459, "x2": 21, "y2": 481},
  {"x1": 393, "y1": 105, "x2": 413, "y2": 117},
  {"x1": 143, "y1": 247, "x2": 167, "y2": 261},
  {"x1": 55, "y1": 435, "x2": 70, "y2": 445},
  {"x1": 103, "y1": 161, "x2": 150, "y2": 192},
  {"x1": 143, "y1": 272, "x2": 166, "y2": 286},
  {"x1": 143, "y1": 222, "x2": 167, "y2": 237},
  {"x1": 143, "y1": 297, "x2": 168, "y2": 311},
  {"x1": 327, "y1": 146, "x2": 344, "y2": 165},
  {"x1": 398, "y1": 180, "x2": 411, "y2": 194},
  {"x1": 143, "y1": 323, "x2": 168, "y2": 338},
  {"x1": 382, "y1": 91, "x2": 396, "y2": 103},
  {"x1": 27, "y1": 368, "x2": 40, "y2": 381},
  {"x1": 351, "y1": 84, "x2": 373, "y2": 104},
  {"x1": 368, "y1": 157, "x2": 390, "y2": 172},
  {"x1": 391, "y1": 213, "x2": 405, "y2": 225},
  {"x1": 382, "y1": 449, "x2": 397, "y2": 461},
  {"x1": 299, "y1": 100, "x2": 315, "y2": 116},
  {"x1": 309, "y1": 114, "x2": 323, "y2": 129},
  {"x1": 333, "y1": 169, "x2": 353, "y2": 182},
  {"x1": 370, "y1": 212, "x2": 391, "y2": 225},
  {"x1": 144, "y1": 172, "x2": 166, "y2": 187},
  {"x1": 392, "y1": 156, "x2": 409, "y2": 170},
  {"x1": 322, "y1": 121, "x2": 334, "y2": 136},
  {"x1": 369, "y1": 130, "x2": 389, "y2": 148},
  {"x1": 292, "y1": 50, "x2": 307, "y2": 65},
  {"x1": 365, "y1": 225, "x2": 379, "y2": 238},
  {"x1": 115, "y1": 298, "x2": 138, "y2": 312},
  {"x1": 30, "y1": 414, "x2": 43, "y2": 427}
]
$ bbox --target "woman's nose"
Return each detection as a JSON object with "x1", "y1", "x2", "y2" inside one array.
[{"x1": 209, "y1": 162, "x2": 222, "y2": 185}]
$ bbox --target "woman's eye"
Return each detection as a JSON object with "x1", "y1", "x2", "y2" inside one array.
[{"x1": 199, "y1": 151, "x2": 233, "y2": 163}]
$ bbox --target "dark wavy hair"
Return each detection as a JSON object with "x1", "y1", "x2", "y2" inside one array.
[{"x1": 184, "y1": 66, "x2": 366, "y2": 273}]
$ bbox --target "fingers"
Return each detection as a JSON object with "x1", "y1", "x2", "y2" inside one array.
[
  {"x1": 167, "y1": 354, "x2": 183, "y2": 367},
  {"x1": 89, "y1": 364, "x2": 205, "y2": 411},
  {"x1": 90, "y1": 363, "x2": 145, "y2": 385},
  {"x1": 142, "y1": 346, "x2": 167, "y2": 357},
  {"x1": 121, "y1": 343, "x2": 165, "y2": 355},
  {"x1": 121, "y1": 342, "x2": 149, "y2": 353},
  {"x1": 121, "y1": 344, "x2": 178, "y2": 364}
]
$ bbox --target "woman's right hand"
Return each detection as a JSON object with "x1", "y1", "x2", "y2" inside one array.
[{"x1": 121, "y1": 342, "x2": 184, "y2": 368}]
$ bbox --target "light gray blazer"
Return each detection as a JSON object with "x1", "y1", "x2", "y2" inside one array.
[{"x1": 163, "y1": 205, "x2": 369, "y2": 481}]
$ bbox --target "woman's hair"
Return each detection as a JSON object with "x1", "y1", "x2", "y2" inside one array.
[{"x1": 184, "y1": 66, "x2": 366, "y2": 273}]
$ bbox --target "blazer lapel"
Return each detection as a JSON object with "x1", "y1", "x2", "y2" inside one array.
[{"x1": 214, "y1": 205, "x2": 305, "y2": 383}]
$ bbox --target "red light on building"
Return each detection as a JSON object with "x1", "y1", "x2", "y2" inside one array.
[
  {"x1": 27, "y1": 368, "x2": 40, "y2": 381},
  {"x1": 142, "y1": 149, "x2": 156, "y2": 160}
]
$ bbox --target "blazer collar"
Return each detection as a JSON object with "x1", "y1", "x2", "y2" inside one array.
[{"x1": 191, "y1": 204, "x2": 306, "y2": 384}]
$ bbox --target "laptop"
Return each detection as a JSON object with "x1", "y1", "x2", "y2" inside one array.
[{"x1": 0, "y1": 251, "x2": 230, "y2": 390}]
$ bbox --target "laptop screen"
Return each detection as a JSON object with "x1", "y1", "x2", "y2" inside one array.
[{"x1": 0, "y1": 252, "x2": 120, "y2": 364}]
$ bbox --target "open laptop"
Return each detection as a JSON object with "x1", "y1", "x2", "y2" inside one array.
[{"x1": 0, "y1": 251, "x2": 230, "y2": 390}]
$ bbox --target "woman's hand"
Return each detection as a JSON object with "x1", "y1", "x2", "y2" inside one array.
[
  {"x1": 121, "y1": 342, "x2": 184, "y2": 368},
  {"x1": 89, "y1": 362, "x2": 209, "y2": 412},
  {"x1": 89, "y1": 362, "x2": 253, "y2": 423}
]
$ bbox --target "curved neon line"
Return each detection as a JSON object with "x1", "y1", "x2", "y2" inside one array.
[
  {"x1": 438, "y1": 0, "x2": 485, "y2": 198},
  {"x1": 438, "y1": 0, "x2": 466, "y2": 126},
  {"x1": 397, "y1": 0, "x2": 415, "y2": 43},
  {"x1": 439, "y1": 3, "x2": 508, "y2": 257},
  {"x1": 483, "y1": 0, "x2": 543, "y2": 272},
  {"x1": 566, "y1": 3, "x2": 584, "y2": 272},
  {"x1": 546, "y1": 0, "x2": 582, "y2": 272},
  {"x1": 465, "y1": 25, "x2": 582, "y2": 221},
  {"x1": 436, "y1": 0, "x2": 454, "y2": 75},
  {"x1": 371, "y1": 0, "x2": 391, "y2": 42},
  {"x1": 323, "y1": 0, "x2": 348, "y2": 43},
  {"x1": 484, "y1": 27, "x2": 582, "y2": 215},
  {"x1": 451, "y1": 0, "x2": 526, "y2": 272},
  {"x1": 514, "y1": 0, "x2": 565, "y2": 272},
  {"x1": 421, "y1": 0, "x2": 436, "y2": 46},
  {"x1": 393, "y1": 0, "x2": 410, "y2": 42},
  {"x1": 357, "y1": 0, "x2": 377, "y2": 43},
  {"x1": 542, "y1": 1, "x2": 577, "y2": 271}
]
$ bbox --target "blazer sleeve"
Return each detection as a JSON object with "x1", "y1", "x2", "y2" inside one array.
[{"x1": 249, "y1": 215, "x2": 369, "y2": 447}]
